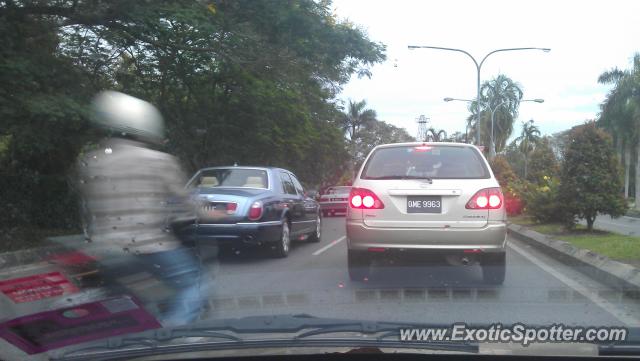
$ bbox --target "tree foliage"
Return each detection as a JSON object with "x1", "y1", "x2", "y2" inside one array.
[
  {"x1": 0, "y1": 0, "x2": 386, "y2": 230},
  {"x1": 558, "y1": 123, "x2": 627, "y2": 230},
  {"x1": 597, "y1": 53, "x2": 640, "y2": 204},
  {"x1": 425, "y1": 128, "x2": 447, "y2": 142},
  {"x1": 527, "y1": 136, "x2": 559, "y2": 185},
  {"x1": 515, "y1": 119, "x2": 541, "y2": 179},
  {"x1": 467, "y1": 74, "x2": 523, "y2": 150},
  {"x1": 353, "y1": 120, "x2": 415, "y2": 168}
]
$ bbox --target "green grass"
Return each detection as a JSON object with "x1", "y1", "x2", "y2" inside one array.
[
  {"x1": 509, "y1": 214, "x2": 640, "y2": 265},
  {"x1": 508, "y1": 215, "x2": 536, "y2": 226},
  {"x1": 558, "y1": 233, "x2": 640, "y2": 264}
]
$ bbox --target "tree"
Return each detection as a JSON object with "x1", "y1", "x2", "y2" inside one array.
[
  {"x1": 558, "y1": 123, "x2": 627, "y2": 231},
  {"x1": 353, "y1": 120, "x2": 414, "y2": 167},
  {"x1": 489, "y1": 156, "x2": 518, "y2": 188},
  {"x1": 597, "y1": 53, "x2": 640, "y2": 203},
  {"x1": 467, "y1": 74, "x2": 523, "y2": 151},
  {"x1": 504, "y1": 140, "x2": 525, "y2": 178},
  {"x1": 340, "y1": 99, "x2": 378, "y2": 173},
  {"x1": 341, "y1": 99, "x2": 378, "y2": 142},
  {"x1": 489, "y1": 155, "x2": 524, "y2": 216},
  {"x1": 0, "y1": 0, "x2": 386, "y2": 233},
  {"x1": 448, "y1": 131, "x2": 467, "y2": 143},
  {"x1": 527, "y1": 136, "x2": 560, "y2": 184},
  {"x1": 515, "y1": 119, "x2": 541, "y2": 179},
  {"x1": 425, "y1": 128, "x2": 447, "y2": 142}
]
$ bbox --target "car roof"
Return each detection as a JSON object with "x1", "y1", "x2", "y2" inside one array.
[
  {"x1": 196, "y1": 166, "x2": 288, "y2": 172},
  {"x1": 196, "y1": 165, "x2": 295, "y2": 175},
  {"x1": 373, "y1": 142, "x2": 476, "y2": 150}
]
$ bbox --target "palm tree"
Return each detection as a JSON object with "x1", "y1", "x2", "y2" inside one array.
[
  {"x1": 467, "y1": 74, "x2": 523, "y2": 152},
  {"x1": 598, "y1": 53, "x2": 640, "y2": 202},
  {"x1": 426, "y1": 127, "x2": 447, "y2": 142},
  {"x1": 515, "y1": 119, "x2": 541, "y2": 179},
  {"x1": 340, "y1": 99, "x2": 377, "y2": 174},
  {"x1": 340, "y1": 99, "x2": 377, "y2": 142}
]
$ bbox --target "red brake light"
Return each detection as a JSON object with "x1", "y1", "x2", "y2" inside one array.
[
  {"x1": 349, "y1": 188, "x2": 384, "y2": 209},
  {"x1": 466, "y1": 188, "x2": 503, "y2": 210},
  {"x1": 248, "y1": 201, "x2": 263, "y2": 220},
  {"x1": 226, "y1": 202, "x2": 238, "y2": 215},
  {"x1": 413, "y1": 145, "x2": 432, "y2": 152}
]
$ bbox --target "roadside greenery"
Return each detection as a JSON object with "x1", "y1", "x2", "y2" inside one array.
[
  {"x1": 597, "y1": 53, "x2": 640, "y2": 207},
  {"x1": 467, "y1": 74, "x2": 523, "y2": 149},
  {"x1": 524, "y1": 175, "x2": 562, "y2": 224},
  {"x1": 510, "y1": 216, "x2": 640, "y2": 266},
  {"x1": 558, "y1": 123, "x2": 627, "y2": 230},
  {"x1": 527, "y1": 137, "x2": 559, "y2": 185},
  {"x1": 489, "y1": 156, "x2": 525, "y2": 216},
  {"x1": 0, "y1": 1, "x2": 386, "y2": 239}
]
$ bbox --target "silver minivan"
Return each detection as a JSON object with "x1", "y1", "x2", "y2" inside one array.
[{"x1": 346, "y1": 142, "x2": 507, "y2": 284}]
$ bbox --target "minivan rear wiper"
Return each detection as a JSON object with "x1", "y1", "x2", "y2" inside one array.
[
  {"x1": 55, "y1": 315, "x2": 477, "y2": 361},
  {"x1": 364, "y1": 175, "x2": 433, "y2": 181}
]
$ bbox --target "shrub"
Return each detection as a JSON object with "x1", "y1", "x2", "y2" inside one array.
[
  {"x1": 524, "y1": 176, "x2": 564, "y2": 223},
  {"x1": 490, "y1": 156, "x2": 524, "y2": 216},
  {"x1": 490, "y1": 156, "x2": 518, "y2": 187},
  {"x1": 558, "y1": 123, "x2": 627, "y2": 230},
  {"x1": 527, "y1": 137, "x2": 560, "y2": 185}
]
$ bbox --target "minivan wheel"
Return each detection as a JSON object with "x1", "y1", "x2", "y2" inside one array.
[
  {"x1": 481, "y1": 252, "x2": 506, "y2": 285},
  {"x1": 348, "y1": 249, "x2": 370, "y2": 281},
  {"x1": 272, "y1": 221, "x2": 291, "y2": 258}
]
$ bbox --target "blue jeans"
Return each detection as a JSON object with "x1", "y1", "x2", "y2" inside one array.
[
  {"x1": 139, "y1": 247, "x2": 203, "y2": 327},
  {"x1": 100, "y1": 246, "x2": 204, "y2": 327}
]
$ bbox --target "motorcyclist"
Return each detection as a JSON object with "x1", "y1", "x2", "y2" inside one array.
[{"x1": 77, "y1": 91, "x2": 203, "y2": 327}]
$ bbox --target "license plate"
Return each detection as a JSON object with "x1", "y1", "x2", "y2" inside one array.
[{"x1": 407, "y1": 196, "x2": 442, "y2": 213}]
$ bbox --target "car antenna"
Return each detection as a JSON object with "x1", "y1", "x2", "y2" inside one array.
[{"x1": 234, "y1": 162, "x2": 238, "y2": 167}]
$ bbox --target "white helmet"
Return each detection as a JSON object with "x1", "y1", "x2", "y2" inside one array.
[{"x1": 91, "y1": 91, "x2": 164, "y2": 144}]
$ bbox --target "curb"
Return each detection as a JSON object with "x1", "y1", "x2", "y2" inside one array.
[{"x1": 508, "y1": 224, "x2": 640, "y2": 298}]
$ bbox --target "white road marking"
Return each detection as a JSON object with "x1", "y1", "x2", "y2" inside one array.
[
  {"x1": 312, "y1": 236, "x2": 346, "y2": 256},
  {"x1": 508, "y1": 241, "x2": 640, "y2": 327}
]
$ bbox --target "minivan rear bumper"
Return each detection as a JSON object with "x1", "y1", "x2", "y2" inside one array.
[{"x1": 346, "y1": 220, "x2": 506, "y2": 252}]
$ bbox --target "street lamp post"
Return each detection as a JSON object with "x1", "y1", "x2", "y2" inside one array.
[
  {"x1": 408, "y1": 45, "x2": 550, "y2": 147},
  {"x1": 444, "y1": 97, "x2": 544, "y2": 158}
]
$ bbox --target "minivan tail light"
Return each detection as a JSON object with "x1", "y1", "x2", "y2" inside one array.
[
  {"x1": 466, "y1": 188, "x2": 503, "y2": 210},
  {"x1": 248, "y1": 201, "x2": 263, "y2": 220},
  {"x1": 349, "y1": 188, "x2": 384, "y2": 209}
]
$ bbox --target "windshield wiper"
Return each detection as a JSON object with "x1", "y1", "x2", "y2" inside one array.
[{"x1": 55, "y1": 314, "x2": 477, "y2": 361}]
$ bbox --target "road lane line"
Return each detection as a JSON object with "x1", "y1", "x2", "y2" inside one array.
[
  {"x1": 508, "y1": 241, "x2": 640, "y2": 327},
  {"x1": 312, "y1": 236, "x2": 346, "y2": 256}
]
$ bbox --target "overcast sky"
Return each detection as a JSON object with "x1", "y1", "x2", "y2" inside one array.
[{"x1": 332, "y1": 0, "x2": 640, "y2": 140}]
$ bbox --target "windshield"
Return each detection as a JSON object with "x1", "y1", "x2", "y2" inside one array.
[
  {"x1": 361, "y1": 145, "x2": 490, "y2": 179},
  {"x1": 3, "y1": 0, "x2": 640, "y2": 360},
  {"x1": 191, "y1": 169, "x2": 269, "y2": 189}
]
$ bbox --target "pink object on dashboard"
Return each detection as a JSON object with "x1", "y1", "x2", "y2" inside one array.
[
  {"x1": 0, "y1": 296, "x2": 161, "y2": 354},
  {"x1": 0, "y1": 272, "x2": 79, "y2": 303}
]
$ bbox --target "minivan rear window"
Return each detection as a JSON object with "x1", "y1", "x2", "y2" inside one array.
[{"x1": 360, "y1": 145, "x2": 490, "y2": 180}]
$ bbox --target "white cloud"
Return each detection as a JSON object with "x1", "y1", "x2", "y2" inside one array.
[{"x1": 333, "y1": 0, "x2": 640, "y2": 140}]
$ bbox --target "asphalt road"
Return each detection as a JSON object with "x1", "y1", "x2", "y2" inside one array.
[
  {"x1": 579, "y1": 215, "x2": 640, "y2": 236},
  {"x1": 205, "y1": 217, "x2": 640, "y2": 328},
  {"x1": 2, "y1": 217, "x2": 640, "y2": 360}
]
